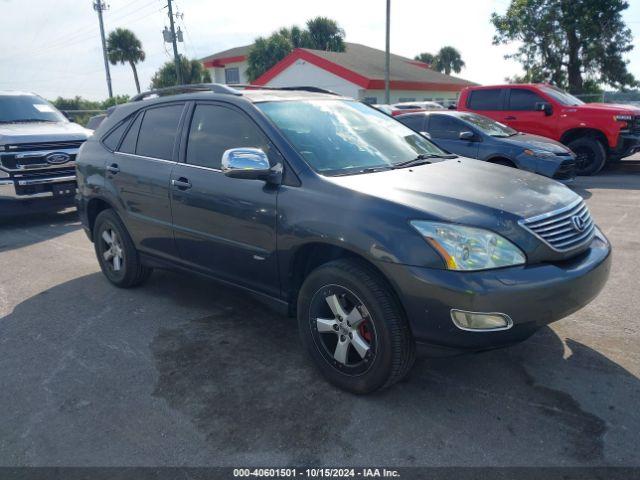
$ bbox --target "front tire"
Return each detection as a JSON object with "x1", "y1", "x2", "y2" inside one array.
[
  {"x1": 93, "y1": 209, "x2": 152, "y2": 288},
  {"x1": 568, "y1": 137, "x2": 606, "y2": 176},
  {"x1": 297, "y1": 259, "x2": 415, "y2": 394}
]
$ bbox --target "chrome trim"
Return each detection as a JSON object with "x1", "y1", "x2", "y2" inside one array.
[
  {"x1": 14, "y1": 148, "x2": 79, "y2": 159},
  {"x1": 450, "y1": 309, "x2": 514, "y2": 332},
  {"x1": 519, "y1": 197, "x2": 596, "y2": 252},
  {"x1": 114, "y1": 151, "x2": 176, "y2": 164},
  {"x1": 16, "y1": 175, "x2": 76, "y2": 186}
]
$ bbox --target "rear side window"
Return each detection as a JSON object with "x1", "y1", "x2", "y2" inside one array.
[
  {"x1": 508, "y1": 88, "x2": 546, "y2": 111},
  {"x1": 186, "y1": 104, "x2": 271, "y2": 170},
  {"x1": 135, "y1": 104, "x2": 184, "y2": 160},
  {"x1": 118, "y1": 113, "x2": 143, "y2": 154},
  {"x1": 398, "y1": 115, "x2": 424, "y2": 131},
  {"x1": 102, "y1": 119, "x2": 130, "y2": 151},
  {"x1": 428, "y1": 115, "x2": 465, "y2": 140},
  {"x1": 467, "y1": 89, "x2": 503, "y2": 110}
]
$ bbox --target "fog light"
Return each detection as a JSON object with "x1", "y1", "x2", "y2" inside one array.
[{"x1": 450, "y1": 309, "x2": 513, "y2": 331}]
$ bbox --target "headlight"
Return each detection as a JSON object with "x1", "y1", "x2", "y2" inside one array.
[
  {"x1": 411, "y1": 221, "x2": 526, "y2": 271},
  {"x1": 523, "y1": 148, "x2": 554, "y2": 158}
]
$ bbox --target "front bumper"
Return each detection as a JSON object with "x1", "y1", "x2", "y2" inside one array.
[
  {"x1": 515, "y1": 152, "x2": 576, "y2": 182},
  {"x1": 377, "y1": 230, "x2": 611, "y2": 352},
  {"x1": 0, "y1": 175, "x2": 77, "y2": 214},
  {"x1": 612, "y1": 133, "x2": 640, "y2": 159}
]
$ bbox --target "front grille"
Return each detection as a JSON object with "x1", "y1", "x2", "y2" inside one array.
[
  {"x1": 553, "y1": 158, "x2": 577, "y2": 180},
  {"x1": 2, "y1": 140, "x2": 85, "y2": 152},
  {"x1": 520, "y1": 198, "x2": 595, "y2": 252}
]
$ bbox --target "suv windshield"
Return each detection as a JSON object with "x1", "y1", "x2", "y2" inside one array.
[
  {"x1": 0, "y1": 94, "x2": 67, "y2": 123},
  {"x1": 459, "y1": 113, "x2": 517, "y2": 137},
  {"x1": 539, "y1": 85, "x2": 584, "y2": 107},
  {"x1": 258, "y1": 100, "x2": 448, "y2": 175}
]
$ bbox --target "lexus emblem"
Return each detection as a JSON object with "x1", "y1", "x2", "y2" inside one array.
[
  {"x1": 571, "y1": 215, "x2": 586, "y2": 232},
  {"x1": 46, "y1": 152, "x2": 71, "y2": 165}
]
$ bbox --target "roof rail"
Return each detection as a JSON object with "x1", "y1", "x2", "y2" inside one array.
[
  {"x1": 130, "y1": 83, "x2": 242, "y2": 102},
  {"x1": 228, "y1": 84, "x2": 340, "y2": 96}
]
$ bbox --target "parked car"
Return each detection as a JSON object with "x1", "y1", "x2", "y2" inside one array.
[
  {"x1": 393, "y1": 101, "x2": 444, "y2": 112},
  {"x1": 458, "y1": 83, "x2": 640, "y2": 175},
  {"x1": 76, "y1": 84, "x2": 611, "y2": 394},
  {"x1": 0, "y1": 91, "x2": 91, "y2": 216},
  {"x1": 397, "y1": 110, "x2": 576, "y2": 181}
]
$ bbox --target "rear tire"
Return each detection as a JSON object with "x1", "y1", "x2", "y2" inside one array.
[
  {"x1": 568, "y1": 137, "x2": 606, "y2": 176},
  {"x1": 297, "y1": 259, "x2": 415, "y2": 394},
  {"x1": 93, "y1": 209, "x2": 152, "y2": 288}
]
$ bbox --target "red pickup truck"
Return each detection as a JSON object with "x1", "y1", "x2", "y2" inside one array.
[{"x1": 458, "y1": 84, "x2": 640, "y2": 175}]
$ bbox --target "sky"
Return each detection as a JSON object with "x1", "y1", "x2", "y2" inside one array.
[{"x1": 1, "y1": 0, "x2": 639, "y2": 101}]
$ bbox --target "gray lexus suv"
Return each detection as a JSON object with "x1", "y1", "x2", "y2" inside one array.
[
  {"x1": 76, "y1": 84, "x2": 611, "y2": 394},
  {"x1": 0, "y1": 91, "x2": 91, "y2": 216}
]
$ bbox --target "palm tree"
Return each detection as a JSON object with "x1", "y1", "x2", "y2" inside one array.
[
  {"x1": 414, "y1": 52, "x2": 435, "y2": 66},
  {"x1": 107, "y1": 28, "x2": 146, "y2": 93},
  {"x1": 433, "y1": 46, "x2": 465, "y2": 75}
]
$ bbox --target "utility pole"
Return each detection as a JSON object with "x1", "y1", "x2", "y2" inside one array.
[
  {"x1": 166, "y1": 0, "x2": 183, "y2": 85},
  {"x1": 93, "y1": 0, "x2": 113, "y2": 99},
  {"x1": 384, "y1": 0, "x2": 391, "y2": 104}
]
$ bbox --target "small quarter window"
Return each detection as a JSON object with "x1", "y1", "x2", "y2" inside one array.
[
  {"x1": 118, "y1": 113, "x2": 143, "y2": 154},
  {"x1": 102, "y1": 119, "x2": 130, "y2": 151}
]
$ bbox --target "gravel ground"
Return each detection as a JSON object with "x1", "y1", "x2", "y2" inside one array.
[{"x1": 0, "y1": 160, "x2": 639, "y2": 467}]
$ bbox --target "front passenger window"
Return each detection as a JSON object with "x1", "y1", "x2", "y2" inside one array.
[{"x1": 186, "y1": 104, "x2": 272, "y2": 170}]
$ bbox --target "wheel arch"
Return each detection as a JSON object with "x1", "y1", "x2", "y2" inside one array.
[
  {"x1": 560, "y1": 128, "x2": 608, "y2": 149},
  {"x1": 86, "y1": 197, "x2": 116, "y2": 238},
  {"x1": 286, "y1": 242, "x2": 407, "y2": 321},
  {"x1": 486, "y1": 156, "x2": 516, "y2": 167}
]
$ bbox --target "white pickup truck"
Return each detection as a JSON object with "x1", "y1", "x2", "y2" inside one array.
[{"x1": 0, "y1": 91, "x2": 91, "y2": 217}]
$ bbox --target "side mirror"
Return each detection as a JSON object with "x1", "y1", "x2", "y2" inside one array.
[
  {"x1": 459, "y1": 131, "x2": 476, "y2": 141},
  {"x1": 221, "y1": 148, "x2": 281, "y2": 183},
  {"x1": 535, "y1": 102, "x2": 553, "y2": 116},
  {"x1": 420, "y1": 131, "x2": 432, "y2": 139}
]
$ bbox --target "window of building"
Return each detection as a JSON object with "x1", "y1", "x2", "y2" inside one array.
[
  {"x1": 507, "y1": 88, "x2": 546, "y2": 111},
  {"x1": 135, "y1": 104, "x2": 184, "y2": 160},
  {"x1": 398, "y1": 97, "x2": 416, "y2": 102},
  {"x1": 467, "y1": 89, "x2": 503, "y2": 110},
  {"x1": 186, "y1": 104, "x2": 272, "y2": 170},
  {"x1": 224, "y1": 67, "x2": 240, "y2": 84},
  {"x1": 362, "y1": 97, "x2": 378, "y2": 104}
]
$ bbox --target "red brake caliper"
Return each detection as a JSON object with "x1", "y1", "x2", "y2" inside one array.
[{"x1": 358, "y1": 321, "x2": 373, "y2": 343}]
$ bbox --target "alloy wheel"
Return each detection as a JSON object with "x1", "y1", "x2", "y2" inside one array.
[
  {"x1": 309, "y1": 285, "x2": 377, "y2": 375},
  {"x1": 100, "y1": 228, "x2": 124, "y2": 272}
]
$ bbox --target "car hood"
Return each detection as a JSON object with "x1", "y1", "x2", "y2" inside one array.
[
  {"x1": 0, "y1": 121, "x2": 91, "y2": 145},
  {"x1": 328, "y1": 157, "x2": 579, "y2": 227},
  {"x1": 571, "y1": 103, "x2": 640, "y2": 115},
  {"x1": 498, "y1": 133, "x2": 571, "y2": 153}
]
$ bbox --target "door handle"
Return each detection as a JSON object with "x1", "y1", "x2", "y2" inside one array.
[
  {"x1": 504, "y1": 116, "x2": 517, "y2": 120},
  {"x1": 106, "y1": 163, "x2": 120, "y2": 174},
  {"x1": 171, "y1": 178, "x2": 192, "y2": 190}
]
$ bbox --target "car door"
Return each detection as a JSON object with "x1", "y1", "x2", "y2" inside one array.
[
  {"x1": 170, "y1": 102, "x2": 280, "y2": 297},
  {"x1": 111, "y1": 103, "x2": 186, "y2": 260},
  {"x1": 427, "y1": 114, "x2": 480, "y2": 158},
  {"x1": 502, "y1": 88, "x2": 556, "y2": 138}
]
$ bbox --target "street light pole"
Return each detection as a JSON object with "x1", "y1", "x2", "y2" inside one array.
[
  {"x1": 93, "y1": 0, "x2": 113, "y2": 99},
  {"x1": 384, "y1": 0, "x2": 391, "y2": 104}
]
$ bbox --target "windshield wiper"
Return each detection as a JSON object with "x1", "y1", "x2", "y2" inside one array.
[
  {"x1": 392, "y1": 153, "x2": 456, "y2": 169},
  {"x1": 4, "y1": 119, "x2": 57, "y2": 123}
]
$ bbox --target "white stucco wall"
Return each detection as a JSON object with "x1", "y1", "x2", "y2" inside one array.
[
  {"x1": 207, "y1": 60, "x2": 249, "y2": 85},
  {"x1": 263, "y1": 60, "x2": 361, "y2": 98}
]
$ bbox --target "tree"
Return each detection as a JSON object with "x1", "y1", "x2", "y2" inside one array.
[
  {"x1": 433, "y1": 46, "x2": 465, "y2": 75},
  {"x1": 491, "y1": 0, "x2": 637, "y2": 93},
  {"x1": 414, "y1": 52, "x2": 435, "y2": 66},
  {"x1": 106, "y1": 28, "x2": 145, "y2": 94},
  {"x1": 151, "y1": 55, "x2": 212, "y2": 89},
  {"x1": 246, "y1": 17, "x2": 346, "y2": 81}
]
